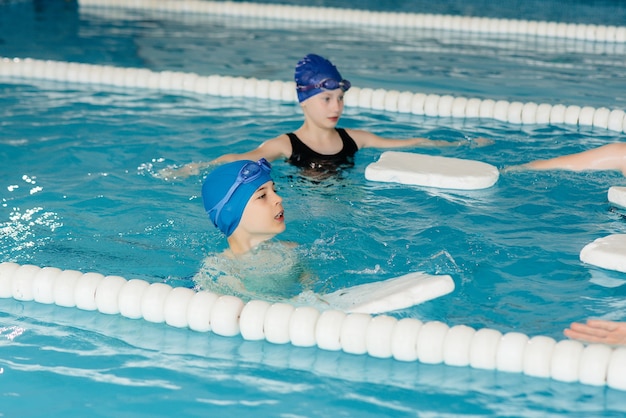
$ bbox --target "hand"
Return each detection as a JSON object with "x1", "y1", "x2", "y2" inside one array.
[{"x1": 564, "y1": 319, "x2": 626, "y2": 346}]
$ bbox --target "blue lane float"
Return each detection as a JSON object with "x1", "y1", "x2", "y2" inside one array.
[{"x1": 2, "y1": 261, "x2": 626, "y2": 391}]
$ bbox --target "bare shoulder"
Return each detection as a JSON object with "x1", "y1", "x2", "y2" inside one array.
[
  {"x1": 215, "y1": 134, "x2": 292, "y2": 163},
  {"x1": 262, "y1": 133, "x2": 291, "y2": 146},
  {"x1": 257, "y1": 134, "x2": 292, "y2": 158}
]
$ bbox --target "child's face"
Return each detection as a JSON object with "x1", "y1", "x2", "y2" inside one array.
[
  {"x1": 302, "y1": 89, "x2": 345, "y2": 127},
  {"x1": 237, "y1": 180, "x2": 285, "y2": 238}
]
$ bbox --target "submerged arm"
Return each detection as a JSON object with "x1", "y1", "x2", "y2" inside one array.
[{"x1": 212, "y1": 136, "x2": 291, "y2": 164}]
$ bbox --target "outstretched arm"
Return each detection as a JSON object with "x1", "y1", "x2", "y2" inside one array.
[
  {"x1": 503, "y1": 143, "x2": 626, "y2": 175},
  {"x1": 157, "y1": 135, "x2": 292, "y2": 180},
  {"x1": 564, "y1": 319, "x2": 626, "y2": 346},
  {"x1": 347, "y1": 129, "x2": 493, "y2": 150},
  {"x1": 211, "y1": 136, "x2": 290, "y2": 165}
]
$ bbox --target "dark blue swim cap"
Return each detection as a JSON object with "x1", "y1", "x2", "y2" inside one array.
[
  {"x1": 294, "y1": 54, "x2": 350, "y2": 103},
  {"x1": 202, "y1": 159, "x2": 273, "y2": 237}
]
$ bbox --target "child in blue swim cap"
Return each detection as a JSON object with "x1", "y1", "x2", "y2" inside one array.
[
  {"x1": 201, "y1": 158, "x2": 285, "y2": 256},
  {"x1": 293, "y1": 53, "x2": 351, "y2": 104},
  {"x1": 197, "y1": 158, "x2": 309, "y2": 299},
  {"x1": 163, "y1": 53, "x2": 492, "y2": 178}
]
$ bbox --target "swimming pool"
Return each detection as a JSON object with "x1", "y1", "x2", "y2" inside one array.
[{"x1": 2, "y1": 0, "x2": 626, "y2": 416}]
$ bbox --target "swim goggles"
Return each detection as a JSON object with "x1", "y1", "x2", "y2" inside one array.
[
  {"x1": 208, "y1": 158, "x2": 272, "y2": 224},
  {"x1": 296, "y1": 78, "x2": 351, "y2": 92}
]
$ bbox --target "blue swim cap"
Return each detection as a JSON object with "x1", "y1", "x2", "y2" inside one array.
[
  {"x1": 294, "y1": 54, "x2": 350, "y2": 103},
  {"x1": 202, "y1": 159, "x2": 273, "y2": 237}
]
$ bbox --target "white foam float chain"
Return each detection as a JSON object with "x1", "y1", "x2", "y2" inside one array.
[
  {"x1": 1, "y1": 57, "x2": 625, "y2": 134},
  {"x1": 1, "y1": 261, "x2": 625, "y2": 391},
  {"x1": 76, "y1": 0, "x2": 626, "y2": 43}
]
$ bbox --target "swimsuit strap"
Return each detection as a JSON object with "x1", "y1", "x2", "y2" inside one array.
[
  {"x1": 286, "y1": 132, "x2": 313, "y2": 158},
  {"x1": 335, "y1": 128, "x2": 359, "y2": 156}
]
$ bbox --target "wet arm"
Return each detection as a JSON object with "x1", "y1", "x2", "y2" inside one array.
[
  {"x1": 158, "y1": 136, "x2": 291, "y2": 179},
  {"x1": 348, "y1": 129, "x2": 492, "y2": 149},
  {"x1": 210, "y1": 137, "x2": 289, "y2": 164}
]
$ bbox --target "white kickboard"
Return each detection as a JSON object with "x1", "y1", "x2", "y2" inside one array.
[
  {"x1": 580, "y1": 234, "x2": 626, "y2": 273},
  {"x1": 322, "y1": 271, "x2": 455, "y2": 314},
  {"x1": 365, "y1": 151, "x2": 499, "y2": 190},
  {"x1": 608, "y1": 186, "x2": 626, "y2": 209}
]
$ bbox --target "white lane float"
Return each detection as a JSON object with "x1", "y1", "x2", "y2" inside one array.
[
  {"x1": 288, "y1": 306, "x2": 320, "y2": 348},
  {"x1": 74, "y1": 272, "x2": 105, "y2": 311},
  {"x1": 390, "y1": 318, "x2": 422, "y2": 362},
  {"x1": 0, "y1": 57, "x2": 625, "y2": 133},
  {"x1": 239, "y1": 299, "x2": 271, "y2": 341},
  {"x1": 76, "y1": 0, "x2": 626, "y2": 43},
  {"x1": 443, "y1": 324, "x2": 475, "y2": 367},
  {"x1": 119, "y1": 279, "x2": 150, "y2": 319},
  {"x1": 496, "y1": 332, "x2": 530, "y2": 373},
  {"x1": 0, "y1": 261, "x2": 625, "y2": 390}
]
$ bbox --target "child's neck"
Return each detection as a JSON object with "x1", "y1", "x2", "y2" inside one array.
[
  {"x1": 298, "y1": 121, "x2": 337, "y2": 138},
  {"x1": 227, "y1": 233, "x2": 275, "y2": 257}
]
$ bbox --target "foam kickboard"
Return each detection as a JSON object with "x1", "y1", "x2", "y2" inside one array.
[
  {"x1": 608, "y1": 186, "x2": 626, "y2": 209},
  {"x1": 580, "y1": 234, "x2": 626, "y2": 273},
  {"x1": 321, "y1": 271, "x2": 455, "y2": 314},
  {"x1": 365, "y1": 151, "x2": 499, "y2": 190}
]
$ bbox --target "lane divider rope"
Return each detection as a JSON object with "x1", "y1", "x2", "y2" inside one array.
[
  {"x1": 77, "y1": 0, "x2": 626, "y2": 43},
  {"x1": 1, "y1": 57, "x2": 624, "y2": 133},
  {"x1": 1, "y1": 262, "x2": 625, "y2": 390}
]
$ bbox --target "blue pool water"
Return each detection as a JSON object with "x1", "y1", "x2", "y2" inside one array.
[{"x1": 2, "y1": 0, "x2": 626, "y2": 416}]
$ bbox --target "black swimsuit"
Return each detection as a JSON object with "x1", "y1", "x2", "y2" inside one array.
[{"x1": 286, "y1": 128, "x2": 358, "y2": 171}]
